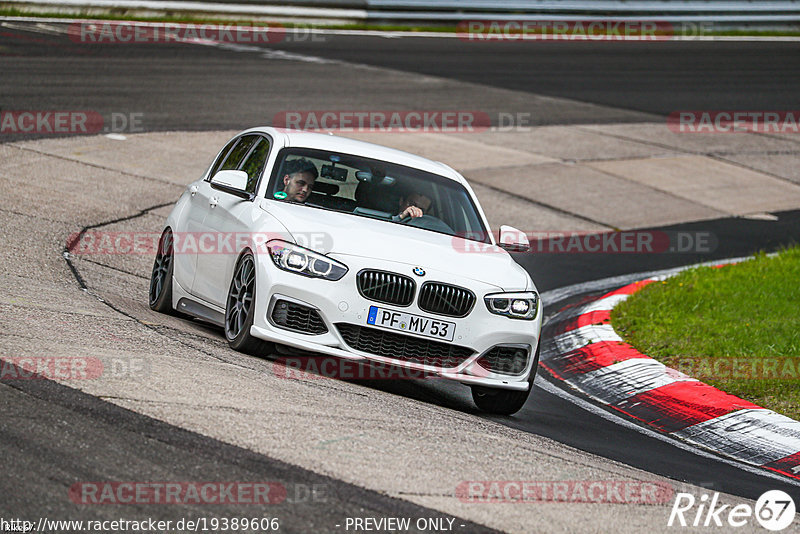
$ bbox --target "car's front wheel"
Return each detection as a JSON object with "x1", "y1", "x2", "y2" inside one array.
[
  {"x1": 149, "y1": 228, "x2": 175, "y2": 313},
  {"x1": 471, "y1": 341, "x2": 540, "y2": 415},
  {"x1": 225, "y1": 251, "x2": 273, "y2": 356}
]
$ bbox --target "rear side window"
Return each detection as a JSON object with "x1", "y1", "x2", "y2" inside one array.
[
  {"x1": 206, "y1": 137, "x2": 239, "y2": 180},
  {"x1": 239, "y1": 137, "x2": 271, "y2": 193},
  {"x1": 219, "y1": 135, "x2": 259, "y2": 172}
]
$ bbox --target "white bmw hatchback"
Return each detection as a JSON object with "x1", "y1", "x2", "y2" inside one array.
[{"x1": 150, "y1": 127, "x2": 542, "y2": 414}]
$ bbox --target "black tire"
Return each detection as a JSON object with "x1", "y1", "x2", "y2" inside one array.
[
  {"x1": 149, "y1": 228, "x2": 175, "y2": 313},
  {"x1": 471, "y1": 341, "x2": 541, "y2": 416},
  {"x1": 224, "y1": 251, "x2": 273, "y2": 356}
]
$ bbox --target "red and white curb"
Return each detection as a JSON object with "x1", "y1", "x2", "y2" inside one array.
[{"x1": 540, "y1": 274, "x2": 800, "y2": 481}]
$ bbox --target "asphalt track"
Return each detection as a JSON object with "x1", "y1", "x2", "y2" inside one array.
[
  {"x1": 271, "y1": 36, "x2": 800, "y2": 120},
  {"x1": 359, "y1": 208, "x2": 800, "y2": 501},
  {"x1": 1, "y1": 360, "x2": 496, "y2": 533},
  {"x1": 2, "y1": 23, "x2": 799, "y2": 136},
  {"x1": 2, "y1": 21, "x2": 800, "y2": 530}
]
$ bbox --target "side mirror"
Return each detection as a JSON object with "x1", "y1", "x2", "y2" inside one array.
[
  {"x1": 498, "y1": 225, "x2": 530, "y2": 252},
  {"x1": 210, "y1": 170, "x2": 253, "y2": 200}
]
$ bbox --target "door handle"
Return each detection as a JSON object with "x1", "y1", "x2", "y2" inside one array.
[
  {"x1": 190, "y1": 185, "x2": 198, "y2": 196},
  {"x1": 209, "y1": 197, "x2": 219, "y2": 208}
]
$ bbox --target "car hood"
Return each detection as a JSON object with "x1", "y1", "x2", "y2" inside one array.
[{"x1": 260, "y1": 200, "x2": 531, "y2": 291}]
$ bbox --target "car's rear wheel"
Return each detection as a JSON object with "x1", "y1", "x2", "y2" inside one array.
[
  {"x1": 225, "y1": 251, "x2": 273, "y2": 356},
  {"x1": 471, "y1": 341, "x2": 540, "y2": 415},
  {"x1": 149, "y1": 228, "x2": 175, "y2": 313}
]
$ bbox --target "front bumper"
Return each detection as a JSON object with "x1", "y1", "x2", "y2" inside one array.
[{"x1": 250, "y1": 254, "x2": 542, "y2": 391}]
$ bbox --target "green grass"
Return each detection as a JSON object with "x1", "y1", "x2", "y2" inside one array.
[{"x1": 611, "y1": 247, "x2": 800, "y2": 421}]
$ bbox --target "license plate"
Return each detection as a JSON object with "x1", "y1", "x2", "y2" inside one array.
[{"x1": 366, "y1": 306, "x2": 455, "y2": 342}]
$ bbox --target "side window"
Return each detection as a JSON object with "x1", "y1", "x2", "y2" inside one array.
[
  {"x1": 218, "y1": 135, "x2": 259, "y2": 173},
  {"x1": 206, "y1": 137, "x2": 239, "y2": 181},
  {"x1": 239, "y1": 137, "x2": 271, "y2": 193}
]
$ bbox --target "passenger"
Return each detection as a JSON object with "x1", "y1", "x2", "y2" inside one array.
[{"x1": 282, "y1": 158, "x2": 318, "y2": 203}]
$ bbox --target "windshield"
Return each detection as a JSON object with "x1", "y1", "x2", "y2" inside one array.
[{"x1": 266, "y1": 147, "x2": 491, "y2": 243}]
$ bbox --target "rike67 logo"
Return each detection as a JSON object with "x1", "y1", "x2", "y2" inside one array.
[{"x1": 668, "y1": 490, "x2": 796, "y2": 531}]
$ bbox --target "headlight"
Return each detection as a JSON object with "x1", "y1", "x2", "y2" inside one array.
[
  {"x1": 266, "y1": 240, "x2": 348, "y2": 281},
  {"x1": 484, "y1": 292, "x2": 539, "y2": 320}
]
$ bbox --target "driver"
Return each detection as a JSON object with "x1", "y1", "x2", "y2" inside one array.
[
  {"x1": 394, "y1": 192, "x2": 432, "y2": 221},
  {"x1": 282, "y1": 158, "x2": 318, "y2": 203}
]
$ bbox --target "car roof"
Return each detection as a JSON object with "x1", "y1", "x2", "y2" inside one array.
[{"x1": 243, "y1": 127, "x2": 465, "y2": 184}]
